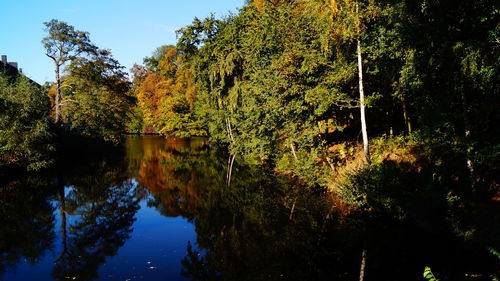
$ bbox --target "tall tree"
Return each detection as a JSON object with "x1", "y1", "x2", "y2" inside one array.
[
  {"x1": 355, "y1": 1, "x2": 371, "y2": 165},
  {"x1": 313, "y1": 0, "x2": 373, "y2": 164},
  {"x1": 42, "y1": 19, "x2": 95, "y2": 125}
]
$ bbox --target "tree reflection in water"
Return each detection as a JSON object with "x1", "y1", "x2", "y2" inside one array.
[
  {"x1": 1, "y1": 136, "x2": 497, "y2": 281},
  {"x1": 51, "y1": 152, "x2": 140, "y2": 281},
  {"x1": 0, "y1": 147, "x2": 141, "y2": 281},
  {"x1": 51, "y1": 181, "x2": 139, "y2": 281},
  {"x1": 126, "y1": 136, "x2": 216, "y2": 218},
  {"x1": 0, "y1": 177, "x2": 56, "y2": 275},
  {"x1": 127, "y1": 136, "x2": 353, "y2": 280},
  {"x1": 129, "y1": 136, "x2": 499, "y2": 281}
]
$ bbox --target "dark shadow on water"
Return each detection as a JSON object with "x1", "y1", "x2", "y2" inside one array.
[
  {"x1": 0, "y1": 177, "x2": 57, "y2": 275},
  {"x1": 0, "y1": 139, "x2": 139, "y2": 281}
]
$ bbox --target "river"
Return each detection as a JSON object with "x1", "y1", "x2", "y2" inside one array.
[{"x1": 0, "y1": 136, "x2": 497, "y2": 281}]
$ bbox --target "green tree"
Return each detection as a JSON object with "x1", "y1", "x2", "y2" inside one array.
[
  {"x1": 42, "y1": 19, "x2": 95, "y2": 125},
  {"x1": 0, "y1": 74, "x2": 54, "y2": 170},
  {"x1": 61, "y1": 49, "x2": 133, "y2": 143}
]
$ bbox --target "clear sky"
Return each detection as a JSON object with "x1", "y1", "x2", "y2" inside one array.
[{"x1": 0, "y1": 0, "x2": 244, "y2": 84}]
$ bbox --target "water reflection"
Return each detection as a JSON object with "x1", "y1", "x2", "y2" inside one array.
[
  {"x1": 127, "y1": 136, "x2": 224, "y2": 219},
  {"x1": 52, "y1": 182, "x2": 139, "y2": 281},
  {"x1": 0, "y1": 178, "x2": 56, "y2": 275},
  {"x1": 127, "y1": 137, "x2": 362, "y2": 280},
  {"x1": 1, "y1": 136, "x2": 498, "y2": 281},
  {"x1": 1, "y1": 145, "x2": 142, "y2": 281}
]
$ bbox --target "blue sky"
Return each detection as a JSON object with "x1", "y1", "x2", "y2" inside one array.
[{"x1": 0, "y1": 0, "x2": 244, "y2": 84}]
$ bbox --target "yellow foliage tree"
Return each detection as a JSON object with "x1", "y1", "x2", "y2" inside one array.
[{"x1": 135, "y1": 46, "x2": 203, "y2": 137}]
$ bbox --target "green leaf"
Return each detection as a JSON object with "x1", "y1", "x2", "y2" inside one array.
[{"x1": 423, "y1": 266, "x2": 439, "y2": 281}]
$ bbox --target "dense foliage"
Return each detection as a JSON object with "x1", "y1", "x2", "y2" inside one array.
[
  {"x1": 132, "y1": 45, "x2": 204, "y2": 137},
  {"x1": 0, "y1": 74, "x2": 54, "y2": 170},
  {"x1": 0, "y1": 3, "x2": 498, "y2": 279},
  {"x1": 131, "y1": 0, "x2": 498, "y2": 191},
  {"x1": 60, "y1": 49, "x2": 133, "y2": 143}
]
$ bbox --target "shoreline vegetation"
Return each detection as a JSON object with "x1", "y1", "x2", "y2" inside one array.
[{"x1": 0, "y1": 1, "x2": 498, "y2": 279}]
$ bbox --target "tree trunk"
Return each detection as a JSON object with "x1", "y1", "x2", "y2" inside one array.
[
  {"x1": 54, "y1": 63, "x2": 62, "y2": 124},
  {"x1": 290, "y1": 141, "x2": 298, "y2": 161},
  {"x1": 226, "y1": 117, "x2": 235, "y2": 144},
  {"x1": 227, "y1": 154, "x2": 236, "y2": 187},
  {"x1": 289, "y1": 198, "x2": 297, "y2": 220},
  {"x1": 401, "y1": 96, "x2": 412, "y2": 133},
  {"x1": 57, "y1": 181, "x2": 67, "y2": 261},
  {"x1": 359, "y1": 249, "x2": 367, "y2": 281},
  {"x1": 357, "y1": 36, "x2": 371, "y2": 165},
  {"x1": 460, "y1": 91, "x2": 476, "y2": 195}
]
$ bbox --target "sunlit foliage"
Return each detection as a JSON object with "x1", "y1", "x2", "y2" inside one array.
[{"x1": 133, "y1": 46, "x2": 205, "y2": 137}]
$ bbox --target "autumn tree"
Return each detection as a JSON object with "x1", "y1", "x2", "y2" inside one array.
[{"x1": 134, "y1": 45, "x2": 204, "y2": 137}]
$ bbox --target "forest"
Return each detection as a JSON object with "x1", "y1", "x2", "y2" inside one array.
[{"x1": 0, "y1": 0, "x2": 499, "y2": 279}]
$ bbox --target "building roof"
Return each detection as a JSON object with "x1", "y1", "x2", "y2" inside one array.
[
  {"x1": 0, "y1": 58, "x2": 41, "y2": 87},
  {"x1": 0, "y1": 61, "x2": 20, "y2": 78}
]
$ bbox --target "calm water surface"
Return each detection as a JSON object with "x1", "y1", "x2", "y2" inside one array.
[{"x1": 1, "y1": 136, "x2": 497, "y2": 281}]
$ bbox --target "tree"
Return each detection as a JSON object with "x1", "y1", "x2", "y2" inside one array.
[
  {"x1": 62, "y1": 48, "x2": 133, "y2": 143},
  {"x1": 306, "y1": 0, "x2": 374, "y2": 164},
  {"x1": 0, "y1": 74, "x2": 54, "y2": 170},
  {"x1": 355, "y1": 1, "x2": 371, "y2": 165},
  {"x1": 134, "y1": 45, "x2": 204, "y2": 137},
  {"x1": 42, "y1": 19, "x2": 95, "y2": 125},
  {"x1": 143, "y1": 45, "x2": 177, "y2": 75}
]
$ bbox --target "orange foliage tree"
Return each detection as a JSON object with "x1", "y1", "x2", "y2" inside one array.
[{"x1": 134, "y1": 46, "x2": 205, "y2": 137}]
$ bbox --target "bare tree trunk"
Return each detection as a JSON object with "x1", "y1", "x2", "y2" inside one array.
[
  {"x1": 357, "y1": 36, "x2": 371, "y2": 165},
  {"x1": 226, "y1": 154, "x2": 231, "y2": 186},
  {"x1": 401, "y1": 96, "x2": 412, "y2": 133},
  {"x1": 225, "y1": 116, "x2": 236, "y2": 187},
  {"x1": 290, "y1": 141, "x2": 298, "y2": 161},
  {"x1": 289, "y1": 198, "x2": 297, "y2": 220},
  {"x1": 359, "y1": 249, "x2": 367, "y2": 281},
  {"x1": 460, "y1": 91, "x2": 476, "y2": 195},
  {"x1": 226, "y1": 117, "x2": 235, "y2": 144},
  {"x1": 57, "y1": 182, "x2": 67, "y2": 261},
  {"x1": 356, "y1": 1, "x2": 371, "y2": 165},
  {"x1": 227, "y1": 154, "x2": 236, "y2": 187},
  {"x1": 54, "y1": 63, "x2": 62, "y2": 124}
]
